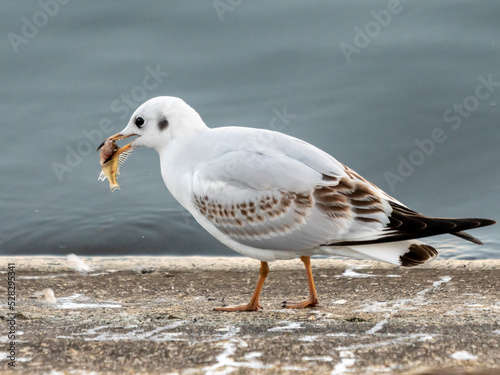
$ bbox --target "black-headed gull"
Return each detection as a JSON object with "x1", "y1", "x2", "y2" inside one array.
[{"x1": 100, "y1": 96, "x2": 496, "y2": 311}]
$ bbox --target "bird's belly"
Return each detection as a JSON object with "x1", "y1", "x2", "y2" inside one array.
[{"x1": 187, "y1": 207, "x2": 320, "y2": 262}]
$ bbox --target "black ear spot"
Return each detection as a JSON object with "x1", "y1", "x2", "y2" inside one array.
[{"x1": 158, "y1": 117, "x2": 169, "y2": 130}]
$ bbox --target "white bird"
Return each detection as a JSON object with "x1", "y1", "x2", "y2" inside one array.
[{"x1": 100, "y1": 96, "x2": 495, "y2": 311}]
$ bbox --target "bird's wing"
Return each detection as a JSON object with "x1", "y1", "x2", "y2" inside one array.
[{"x1": 190, "y1": 135, "x2": 396, "y2": 251}]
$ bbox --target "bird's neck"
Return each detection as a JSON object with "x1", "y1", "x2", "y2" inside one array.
[
  {"x1": 171, "y1": 112, "x2": 209, "y2": 140},
  {"x1": 157, "y1": 129, "x2": 206, "y2": 207}
]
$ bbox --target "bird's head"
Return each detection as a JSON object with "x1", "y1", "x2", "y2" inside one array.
[{"x1": 99, "y1": 96, "x2": 207, "y2": 154}]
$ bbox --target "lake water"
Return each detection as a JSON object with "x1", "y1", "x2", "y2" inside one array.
[{"x1": 1, "y1": 1, "x2": 499, "y2": 259}]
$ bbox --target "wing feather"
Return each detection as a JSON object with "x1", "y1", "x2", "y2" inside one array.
[
  {"x1": 183, "y1": 127, "x2": 495, "y2": 256},
  {"x1": 190, "y1": 144, "x2": 393, "y2": 251}
]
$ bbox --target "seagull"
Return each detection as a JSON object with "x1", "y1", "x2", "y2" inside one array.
[{"x1": 101, "y1": 96, "x2": 496, "y2": 312}]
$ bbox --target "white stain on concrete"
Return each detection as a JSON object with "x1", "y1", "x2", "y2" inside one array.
[
  {"x1": 56, "y1": 294, "x2": 121, "y2": 309},
  {"x1": 302, "y1": 356, "x2": 333, "y2": 362},
  {"x1": 337, "y1": 266, "x2": 377, "y2": 278},
  {"x1": 19, "y1": 274, "x2": 70, "y2": 279},
  {"x1": 203, "y1": 326, "x2": 274, "y2": 375},
  {"x1": 268, "y1": 322, "x2": 303, "y2": 332},
  {"x1": 58, "y1": 321, "x2": 186, "y2": 342},
  {"x1": 450, "y1": 351, "x2": 478, "y2": 360},
  {"x1": 366, "y1": 319, "x2": 388, "y2": 335},
  {"x1": 338, "y1": 334, "x2": 434, "y2": 352},
  {"x1": 360, "y1": 276, "x2": 452, "y2": 314},
  {"x1": 331, "y1": 350, "x2": 356, "y2": 375},
  {"x1": 417, "y1": 276, "x2": 452, "y2": 296},
  {"x1": 349, "y1": 275, "x2": 450, "y2": 371}
]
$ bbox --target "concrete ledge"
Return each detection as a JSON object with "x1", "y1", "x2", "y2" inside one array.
[
  {"x1": 2, "y1": 255, "x2": 500, "y2": 271},
  {"x1": 1, "y1": 256, "x2": 499, "y2": 374}
]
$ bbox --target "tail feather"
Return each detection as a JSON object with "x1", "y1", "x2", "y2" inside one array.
[
  {"x1": 399, "y1": 243, "x2": 438, "y2": 267},
  {"x1": 388, "y1": 202, "x2": 496, "y2": 242},
  {"x1": 326, "y1": 202, "x2": 496, "y2": 247},
  {"x1": 342, "y1": 240, "x2": 438, "y2": 267},
  {"x1": 451, "y1": 231, "x2": 483, "y2": 245}
]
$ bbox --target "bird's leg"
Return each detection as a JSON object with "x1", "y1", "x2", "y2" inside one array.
[
  {"x1": 214, "y1": 261, "x2": 269, "y2": 312},
  {"x1": 284, "y1": 256, "x2": 319, "y2": 309}
]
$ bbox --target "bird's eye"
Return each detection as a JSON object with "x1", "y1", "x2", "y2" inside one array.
[{"x1": 135, "y1": 117, "x2": 145, "y2": 128}]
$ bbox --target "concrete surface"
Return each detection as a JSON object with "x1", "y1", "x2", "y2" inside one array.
[{"x1": 1, "y1": 256, "x2": 499, "y2": 374}]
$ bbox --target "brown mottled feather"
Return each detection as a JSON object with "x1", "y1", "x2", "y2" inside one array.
[{"x1": 400, "y1": 244, "x2": 439, "y2": 267}]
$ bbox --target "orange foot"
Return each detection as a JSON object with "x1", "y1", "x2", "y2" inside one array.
[
  {"x1": 214, "y1": 302, "x2": 262, "y2": 312},
  {"x1": 283, "y1": 297, "x2": 319, "y2": 309}
]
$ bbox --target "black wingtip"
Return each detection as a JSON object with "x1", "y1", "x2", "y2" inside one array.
[
  {"x1": 480, "y1": 219, "x2": 497, "y2": 227},
  {"x1": 322, "y1": 201, "x2": 496, "y2": 248},
  {"x1": 451, "y1": 218, "x2": 496, "y2": 245},
  {"x1": 452, "y1": 231, "x2": 483, "y2": 245}
]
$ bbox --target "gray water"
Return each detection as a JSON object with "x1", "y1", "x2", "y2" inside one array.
[{"x1": 1, "y1": 1, "x2": 499, "y2": 259}]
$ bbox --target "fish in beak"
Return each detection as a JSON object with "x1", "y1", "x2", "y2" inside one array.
[{"x1": 97, "y1": 133, "x2": 137, "y2": 192}]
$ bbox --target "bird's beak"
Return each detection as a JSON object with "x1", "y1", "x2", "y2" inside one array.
[
  {"x1": 97, "y1": 132, "x2": 139, "y2": 164},
  {"x1": 96, "y1": 132, "x2": 137, "y2": 152}
]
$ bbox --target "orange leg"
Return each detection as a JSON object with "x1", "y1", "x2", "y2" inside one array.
[
  {"x1": 214, "y1": 261, "x2": 269, "y2": 312},
  {"x1": 284, "y1": 256, "x2": 319, "y2": 309}
]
